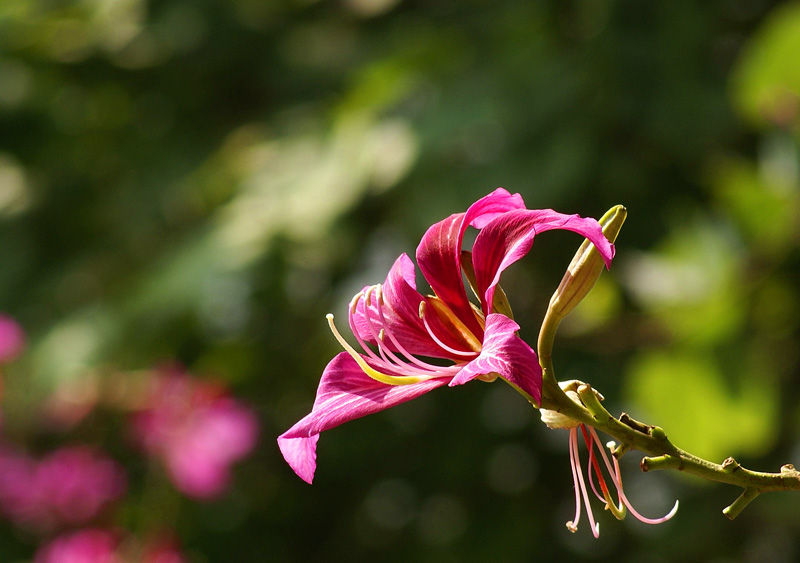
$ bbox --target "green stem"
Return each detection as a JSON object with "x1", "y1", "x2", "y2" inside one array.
[
  {"x1": 531, "y1": 206, "x2": 800, "y2": 519},
  {"x1": 534, "y1": 377, "x2": 800, "y2": 519},
  {"x1": 537, "y1": 309, "x2": 561, "y2": 391},
  {"x1": 722, "y1": 488, "x2": 760, "y2": 520}
]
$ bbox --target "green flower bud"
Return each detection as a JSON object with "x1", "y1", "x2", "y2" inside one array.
[{"x1": 546, "y1": 205, "x2": 626, "y2": 323}]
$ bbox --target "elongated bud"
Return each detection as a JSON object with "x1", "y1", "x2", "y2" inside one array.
[{"x1": 546, "y1": 205, "x2": 626, "y2": 323}]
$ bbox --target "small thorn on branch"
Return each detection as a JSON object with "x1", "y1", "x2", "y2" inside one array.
[
  {"x1": 722, "y1": 457, "x2": 741, "y2": 474},
  {"x1": 649, "y1": 426, "x2": 668, "y2": 441},
  {"x1": 641, "y1": 454, "x2": 681, "y2": 472}
]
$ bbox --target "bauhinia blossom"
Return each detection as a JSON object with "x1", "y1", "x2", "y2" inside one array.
[
  {"x1": 540, "y1": 382, "x2": 679, "y2": 537},
  {"x1": 0, "y1": 314, "x2": 24, "y2": 364},
  {"x1": 34, "y1": 527, "x2": 187, "y2": 563},
  {"x1": 130, "y1": 367, "x2": 259, "y2": 499},
  {"x1": 0, "y1": 445, "x2": 126, "y2": 532},
  {"x1": 278, "y1": 188, "x2": 615, "y2": 483}
]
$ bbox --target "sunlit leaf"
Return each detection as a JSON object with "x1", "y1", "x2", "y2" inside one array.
[
  {"x1": 625, "y1": 351, "x2": 778, "y2": 463},
  {"x1": 731, "y1": 2, "x2": 800, "y2": 128}
]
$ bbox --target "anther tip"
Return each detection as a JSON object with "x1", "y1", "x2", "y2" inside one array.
[{"x1": 326, "y1": 313, "x2": 334, "y2": 320}]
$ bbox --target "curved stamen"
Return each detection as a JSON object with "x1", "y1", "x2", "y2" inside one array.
[
  {"x1": 582, "y1": 427, "x2": 625, "y2": 520},
  {"x1": 569, "y1": 427, "x2": 600, "y2": 537},
  {"x1": 347, "y1": 290, "x2": 391, "y2": 367},
  {"x1": 425, "y1": 297, "x2": 483, "y2": 353},
  {"x1": 337, "y1": 285, "x2": 463, "y2": 384},
  {"x1": 345, "y1": 288, "x2": 436, "y2": 377},
  {"x1": 368, "y1": 286, "x2": 463, "y2": 374},
  {"x1": 583, "y1": 426, "x2": 607, "y2": 504},
  {"x1": 418, "y1": 301, "x2": 477, "y2": 358},
  {"x1": 356, "y1": 286, "x2": 461, "y2": 377},
  {"x1": 566, "y1": 427, "x2": 582, "y2": 533},
  {"x1": 613, "y1": 458, "x2": 679, "y2": 524},
  {"x1": 359, "y1": 288, "x2": 413, "y2": 370},
  {"x1": 590, "y1": 429, "x2": 679, "y2": 525},
  {"x1": 326, "y1": 314, "x2": 435, "y2": 386}
]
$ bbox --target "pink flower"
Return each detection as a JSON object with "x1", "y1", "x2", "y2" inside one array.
[
  {"x1": 131, "y1": 369, "x2": 259, "y2": 499},
  {"x1": 0, "y1": 445, "x2": 126, "y2": 531},
  {"x1": 34, "y1": 528, "x2": 122, "y2": 563},
  {"x1": 278, "y1": 188, "x2": 615, "y2": 483},
  {"x1": 34, "y1": 528, "x2": 187, "y2": 563},
  {"x1": 0, "y1": 314, "x2": 24, "y2": 363}
]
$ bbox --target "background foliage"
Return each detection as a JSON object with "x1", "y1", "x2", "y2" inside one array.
[{"x1": 1, "y1": 0, "x2": 800, "y2": 561}]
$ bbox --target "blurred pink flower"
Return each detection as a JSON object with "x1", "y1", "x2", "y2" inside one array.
[
  {"x1": 131, "y1": 368, "x2": 259, "y2": 499},
  {"x1": 0, "y1": 314, "x2": 24, "y2": 363},
  {"x1": 35, "y1": 528, "x2": 121, "y2": 563},
  {"x1": 0, "y1": 445, "x2": 126, "y2": 531},
  {"x1": 34, "y1": 528, "x2": 187, "y2": 563}
]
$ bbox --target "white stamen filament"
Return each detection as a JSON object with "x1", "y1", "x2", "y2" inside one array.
[
  {"x1": 568, "y1": 427, "x2": 600, "y2": 537},
  {"x1": 329, "y1": 283, "x2": 474, "y2": 386},
  {"x1": 357, "y1": 285, "x2": 462, "y2": 377},
  {"x1": 368, "y1": 286, "x2": 464, "y2": 374},
  {"x1": 589, "y1": 428, "x2": 679, "y2": 525},
  {"x1": 326, "y1": 314, "x2": 433, "y2": 385},
  {"x1": 566, "y1": 428, "x2": 583, "y2": 533},
  {"x1": 418, "y1": 301, "x2": 476, "y2": 358},
  {"x1": 345, "y1": 289, "x2": 442, "y2": 377},
  {"x1": 564, "y1": 424, "x2": 679, "y2": 537}
]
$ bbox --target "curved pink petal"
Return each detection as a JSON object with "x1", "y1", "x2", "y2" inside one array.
[
  {"x1": 277, "y1": 352, "x2": 450, "y2": 483},
  {"x1": 277, "y1": 434, "x2": 320, "y2": 485},
  {"x1": 416, "y1": 213, "x2": 480, "y2": 338},
  {"x1": 462, "y1": 188, "x2": 526, "y2": 230},
  {"x1": 416, "y1": 188, "x2": 526, "y2": 335},
  {"x1": 448, "y1": 313, "x2": 542, "y2": 406},
  {"x1": 471, "y1": 209, "x2": 614, "y2": 313},
  {"x1": 351, "y1": 254, "x2": 472, "y2": 358}
]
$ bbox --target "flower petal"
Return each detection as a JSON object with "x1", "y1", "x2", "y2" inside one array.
[
  {"x1": 276, "y1": 433, "x2": 319, "y2": 485},
  {"x1": 351, "y1": 254, "x2": 473, "y2": 358},
  {"x1": 277, "y1": 352, "x2": 450, "y2": 483},
  {"x1": 448, "y1": 313, "x2": 542, "y2": 406},
  {"x1": 416, "y1": 188, "x2": 526, "y2": 335},
  {"x1": 471, "y1": 209, "x2": 614, "y2": 313},
  {"x1": 463, "y1": 188, "x2": 526, "y2": 230}
]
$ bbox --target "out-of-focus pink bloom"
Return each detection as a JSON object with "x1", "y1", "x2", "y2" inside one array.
[
  {"x1": 131, "y1": 369, "x2": 259, "y2": 499},
  {"x1": 34, "y1": 528, "x2": 122, "y2": 563},
  {"x1": 0, "y1": 314, "x2": 24, "y2": 363},
  {"x1": 0, "y1": 445, "x2": 126, "y2": 531},
  {"x1": 34, "y1": 528, "x2": 187, "y2": 563}
]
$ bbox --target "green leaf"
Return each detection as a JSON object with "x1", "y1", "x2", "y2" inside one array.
[{"x1": 624, "y1": 351, "x2": 778, "y2": 463}]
